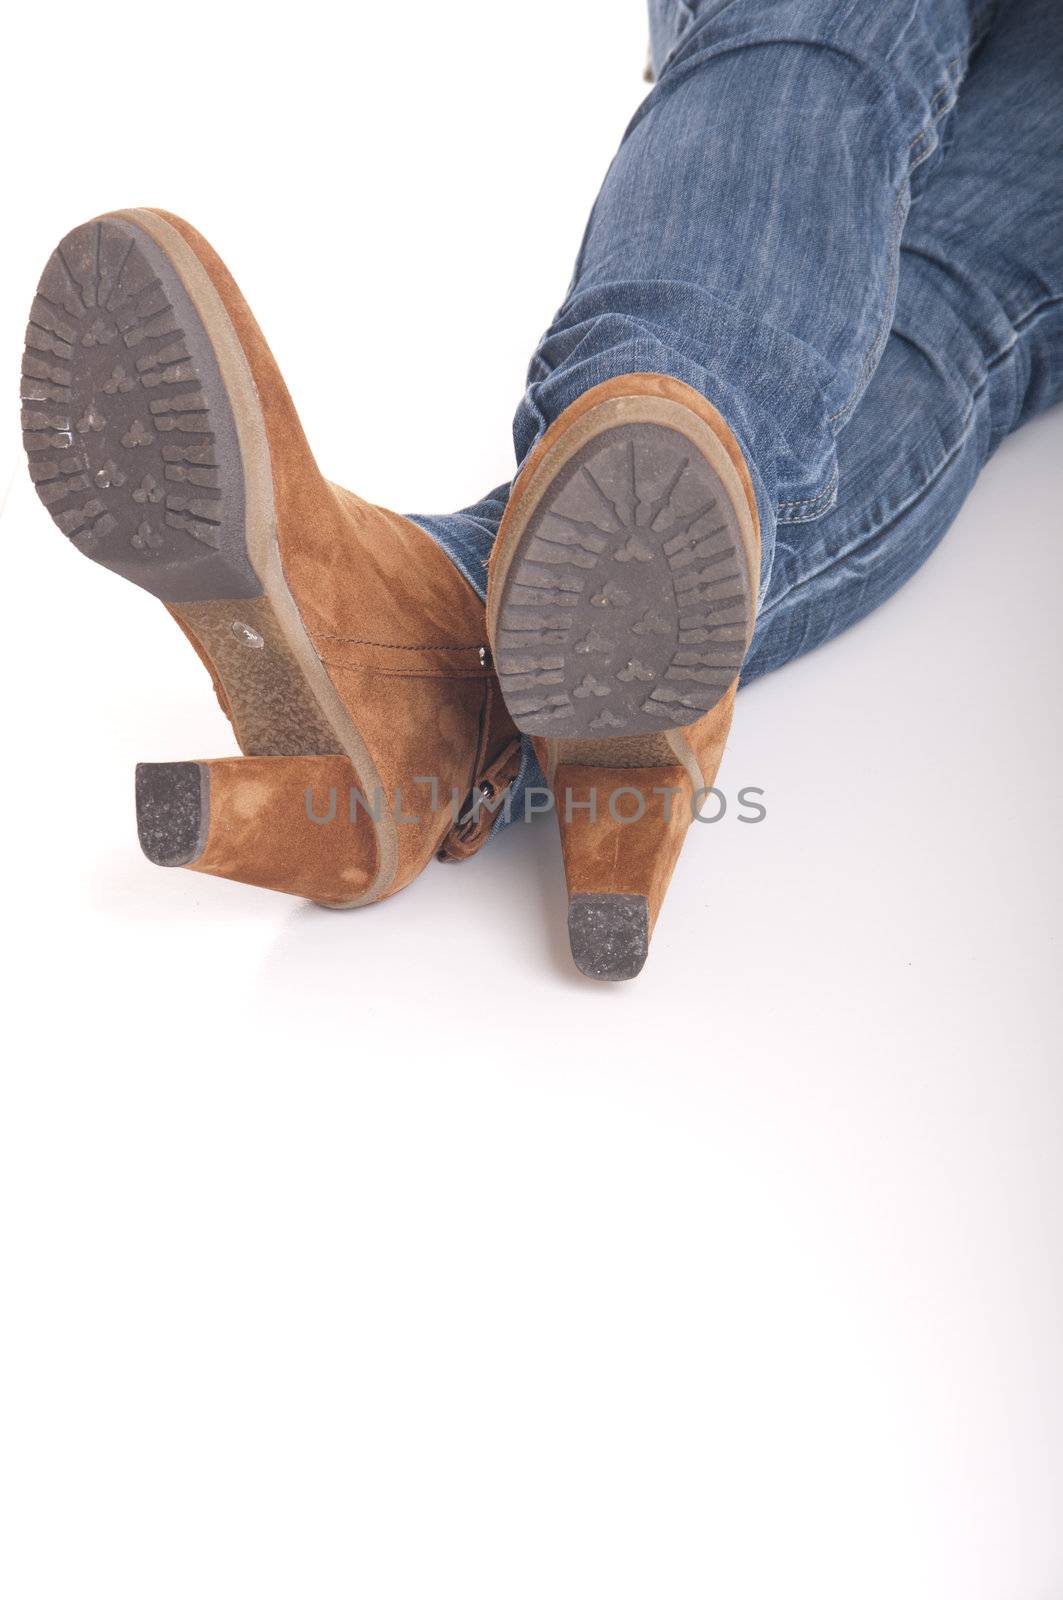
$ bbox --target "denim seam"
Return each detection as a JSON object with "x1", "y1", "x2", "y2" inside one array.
[
  {"x1": 584, "y1": 22, "x2": 988, "y2": 518},
  {"x1": 523, "y1": 384, "x2": 550, "y2": 452},
  {"x1": 764, "y1": 289, "x2": 1063, "y2": 611},
  {"x1": 641, "y1": 33, "x2": 902, "y2": 146},
  {"x1": 964, "y1": 292, "x2": 1063, "y2": 383},
  {"x1": 1001, "y1": 292, "x2": 1063, "y2": 344},
  {"x1": 649, "y1": 24, "x2": 980, "y2": 154},
  {"x1": 894, "y1": 246, "x2": 1063, "y2": 355},
  {"x1": 824, "y1": 181, "x2": 911, "y2": 434},
  {"x1": 643, "y1": 16, "x2": 994, "y2": 418},
  {"x1": 778, "y1": 462, "x2": 840, "y2": 519},
  {"x1": 656, "y1": 0, "x2": 696, "y2": 76},
  {"x1": 825, "y1": 23, "x2": 992, "y2": 432},
  {"x1": 825, "y1": 90, "x2": 957, "y2": 435},
  {"x1": 757, "y1": 406, "x2": 980, "y2": 622}
]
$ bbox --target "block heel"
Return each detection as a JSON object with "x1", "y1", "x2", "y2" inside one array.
[{"x1": 135, "y1": 755, "x2": 380, "y2": 905}]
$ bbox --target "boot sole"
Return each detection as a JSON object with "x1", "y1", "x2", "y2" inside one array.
[
  {"x1": 489, "y1": 389, "x2": 758, "y2": 743},
  {"x1": 487, "y1": 379, "x2": 759, "y2": 981},
  {"x1": 20, "y1": 211, "x2": 397, "y2": 905}
]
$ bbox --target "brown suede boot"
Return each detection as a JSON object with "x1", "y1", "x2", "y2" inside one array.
[
  {"x1": 21, "y1": 210, "x2": 520, "y2": 905},
  {"x1": 486, "y1": 374, "x2": 760, "y2": 980}
]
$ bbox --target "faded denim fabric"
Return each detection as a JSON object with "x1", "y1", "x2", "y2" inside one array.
[{"x1": 411, "y1": 0, "x2": 1063, "y2": 827}]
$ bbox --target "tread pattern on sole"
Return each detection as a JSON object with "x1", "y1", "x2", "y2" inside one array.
[
  {"x1": 496, "y1": 423, "x2": 753, "y2": 739},
  {"x1": 21, "y1": 218, "x2": 259, "y2": 604}
]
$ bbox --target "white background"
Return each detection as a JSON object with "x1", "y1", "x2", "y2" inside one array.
[{"x1": 1, "y1": 3, "x2": 1061, "y2": 1596}]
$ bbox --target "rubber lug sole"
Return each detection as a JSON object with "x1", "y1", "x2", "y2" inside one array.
[
  {"x1": 22, "y1": 217, "x2": 257, "y2": 603},
  {"x1": 494, "y1": 421, "x2": 753, "y2": 740}
]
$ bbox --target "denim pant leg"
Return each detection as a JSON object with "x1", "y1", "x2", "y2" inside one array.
[
  {"x1": 513, "y1": 0, "x2": 990, "y2": 598},
  {"x1": 411, "y1": 0, "x2": 1015, "y2": 832},
  {"x1": 647, "y1": 0, "x2": 698, "y2": 77},
  {"x1": 414, "y1": 0, "x2": 988, "y2": 603},
  {"x1": 745, "y1": 0, "x2": 1063, "y2": 679}
]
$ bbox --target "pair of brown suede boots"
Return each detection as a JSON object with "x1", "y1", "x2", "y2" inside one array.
[{"x1": 21, "y1": 211, "x2": 760, "y2": 980}]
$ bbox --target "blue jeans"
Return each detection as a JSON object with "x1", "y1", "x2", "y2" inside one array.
[{"x1": 412, "y1": 0, "x2": 1063, "y2": 820}]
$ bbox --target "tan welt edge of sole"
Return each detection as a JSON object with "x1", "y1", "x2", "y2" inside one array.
[{"x1": 113, "y1": 207, "x2": 399, "y2": 908}]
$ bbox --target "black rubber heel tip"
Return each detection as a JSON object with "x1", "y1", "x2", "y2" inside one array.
[
  {"x1": 568, "y1": 893, "x2": 650, "y2": 982},
  {"x1": 135, "y1": 762, "x2": 208, "y2": 868}
]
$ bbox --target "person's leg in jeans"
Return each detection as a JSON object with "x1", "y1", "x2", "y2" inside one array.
[
  {"x1": 410, "y1": 0, "x2": 1059, "y2": 972},
  {"x1": 747, "y1": 0, "x2": 1063, "y2": 676},
  {"x1": 411, "y1": 0, "x2": 996, "y2": 835},
  {"x1": 416, "y1": 0, "x2": 992, "y2": 595}
]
